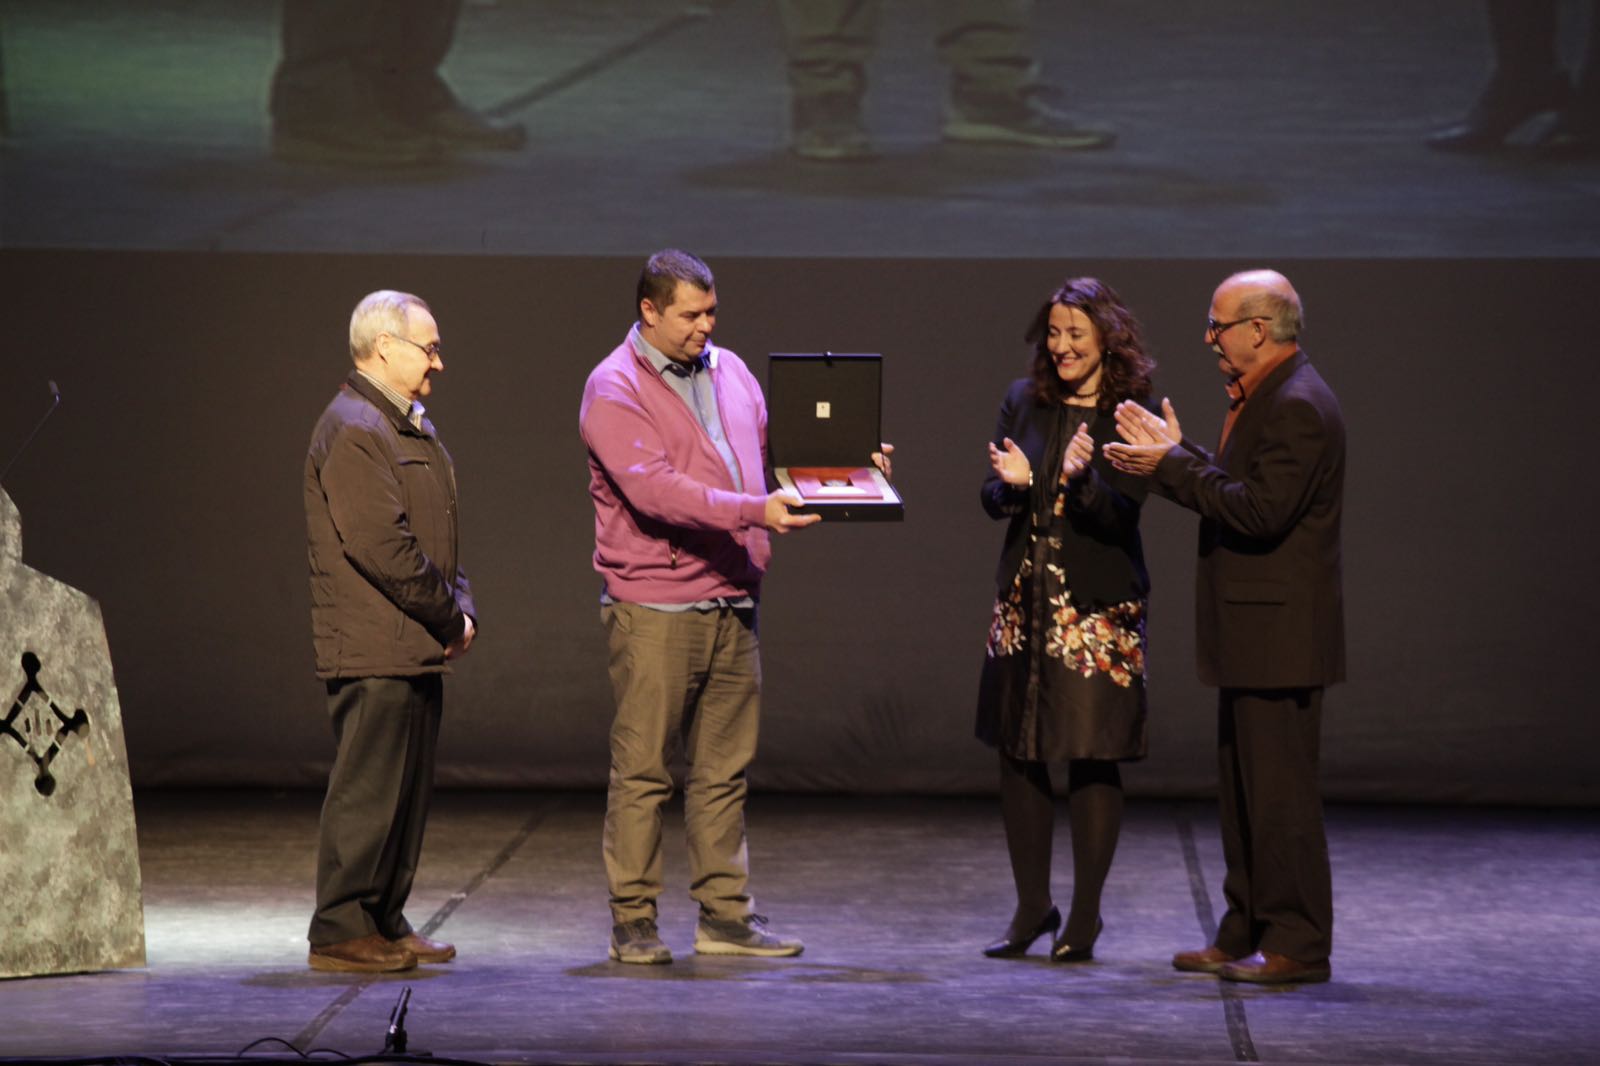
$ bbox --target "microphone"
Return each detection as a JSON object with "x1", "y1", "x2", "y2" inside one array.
[
  {"x1": 1, "y1": 380, "x2": 62, "y2": 485},
  {"x1": 382, "y1": 985, "x2": 412, "y2": 1054}
]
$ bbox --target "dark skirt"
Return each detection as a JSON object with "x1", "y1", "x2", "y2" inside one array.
[{"x1": 975, "y1": 528, "x2": 1149, "y2": 763}]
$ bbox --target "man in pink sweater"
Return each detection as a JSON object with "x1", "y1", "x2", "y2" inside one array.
[{"x1": 579, "y1": 249, "x2": 820, "y2": 965}]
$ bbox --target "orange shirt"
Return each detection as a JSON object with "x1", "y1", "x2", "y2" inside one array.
[{"x1": 1219, "y1": 346, "x2": 1298, "y2": 451}]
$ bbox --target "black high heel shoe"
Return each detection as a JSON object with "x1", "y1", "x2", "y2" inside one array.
[
  {"x1": 982, "y1": 906, "x2": 1061, "y2": 958},
  {"x1": 1426, "y1": 72, "x2": 1571, "y2": 153},
  {"x1": 1051, "y1": 915, "x2": 1103, "y2": 963}
]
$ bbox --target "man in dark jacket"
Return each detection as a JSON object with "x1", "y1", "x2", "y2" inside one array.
[
  {"x1": 1106, "y1": 270, "x2": 1345, "y2": 985},
  {"x1": 302, "y1": 289, "x2": 477, "y2": 972}
]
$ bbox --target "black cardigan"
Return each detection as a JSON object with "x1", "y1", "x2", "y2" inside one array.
[{"x1": 980, "y1": 378, "x2": 1151, "y2": 608}]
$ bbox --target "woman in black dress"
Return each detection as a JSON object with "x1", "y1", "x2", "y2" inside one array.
[{"x1": 976, "y1": 276, "x2": 1156, "y2": 962}]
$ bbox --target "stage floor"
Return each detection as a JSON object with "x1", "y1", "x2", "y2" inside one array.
[{"x1": 1, "y1": 791, "x2": 1596, "y2": 1065}]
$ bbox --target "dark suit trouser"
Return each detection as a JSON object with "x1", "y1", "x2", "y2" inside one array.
[
  {"x1": 1213, "y1": 687, "x2": 1333, "y2": 963},
  {"x1": 271, "y1": 0, "x2": 463, "y2": 126},
  {"x1": 308, "y1": 674, "x2": 443, "y2": 946},
  {"x1": 1484, "y1": 0, "x2": 1600, "y2": 115}
]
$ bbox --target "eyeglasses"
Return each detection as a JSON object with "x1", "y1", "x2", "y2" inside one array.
[
  {"x1": 388, "y1": 333, "x2": 442, "y2": 360},
  {"x1": 1206, "y1": 316, "x2": 1268, "y2": 339}
]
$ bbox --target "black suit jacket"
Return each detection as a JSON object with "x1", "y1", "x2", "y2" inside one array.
[
  {"x1": 1154, "y1": 350, "x2": 1345, "y2": 689},
  {"x1": 981, "y1": 378, "x2": 1150, "y2": 609}
]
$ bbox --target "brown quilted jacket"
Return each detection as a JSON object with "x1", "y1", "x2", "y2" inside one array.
[{"x1": 303, "y1": 372, "x2": 475, "y2": 679}]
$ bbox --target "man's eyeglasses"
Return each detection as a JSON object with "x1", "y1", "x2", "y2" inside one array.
[
  {"x1": 1206, "y1": 316, "x2": 1268, "y2": 339},
  {"x1": 388, "y1": 333, "x2": 442, "y2": 360}
]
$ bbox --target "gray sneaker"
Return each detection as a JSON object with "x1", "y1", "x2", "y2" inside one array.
[
  {"x1": 791, "y1": 92, "x2": 877, "y2": 161},
  {"x1": 693, "y1": 914, "x2": 804, "y2": 957},
  {"x1": 609, "y1": 917, "x2": 672, "y2": 965},
  {"x1": 943, "y1": 91, "x2": 1114, "y2": 151}
]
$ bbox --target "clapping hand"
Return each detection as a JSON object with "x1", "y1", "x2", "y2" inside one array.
[
  {"x1": 1061, "y1": 422, "x2": 1094, "y2": 480},
  {"x1": 1104, "y1": 398, "x2": 1182, "y2": 476},
  {"x1": 988, "y1": 437, "x2": 1032, "y2": 487}
]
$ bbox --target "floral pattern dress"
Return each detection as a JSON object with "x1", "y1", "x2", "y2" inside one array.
[{"x1": 975, "y1": 412, "x2": 1149, "y2": 763}]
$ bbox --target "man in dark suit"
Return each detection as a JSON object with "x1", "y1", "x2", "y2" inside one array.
[{"x1": 1105, "y1": 270, "x2": 1345, "y2": 984}]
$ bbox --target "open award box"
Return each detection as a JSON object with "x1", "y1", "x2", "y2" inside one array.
[{"x1": 767, "y1": 353, "x2": 904, "y2": 521}]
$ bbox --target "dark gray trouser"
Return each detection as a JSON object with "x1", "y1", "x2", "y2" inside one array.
[
  {"x1": 1483, "y1": 0, "x2": 1600, "y2": 115},
  {"x1": 1213, "y1": 687, "x2": 1334, "y2": 964},
  {"x1": 778, "y1": 0, "x2": 1039, "y2": 106},
  {"x1": 602, "y1": 603, "x2": 761, "y2": 926},
  {"x1": 308, "y1": 673, "x2": 442, "y2": 946},
  {"x1": 271, "y1": 0, "x2": 463, "y2": 126}
]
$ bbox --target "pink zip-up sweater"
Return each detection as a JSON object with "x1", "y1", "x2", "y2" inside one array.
[{"x1": 580, "y1": 333, "x2": 772, "y2": 604}]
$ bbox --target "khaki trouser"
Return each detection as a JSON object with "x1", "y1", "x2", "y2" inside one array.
[
  {"x1": 778, "y1": 0, "x2": 1039, "y2": 105},
  {"x1": 601, "y1": 603, "x2": 761, "y2": 925}
]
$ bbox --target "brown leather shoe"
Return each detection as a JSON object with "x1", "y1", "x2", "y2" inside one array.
[
  {"x1": 1172, "y1": 945, "x2": 1241, "y2": 973},
  {"x1": 308, "y1": 933, "x2": 417, "y2": 973},
  {"x1": 392, "y1": 931, "x2": 456, "y2": 964},
  {"x1": 1217, "y1": 950, "x2": 1330, "y2": 984}
]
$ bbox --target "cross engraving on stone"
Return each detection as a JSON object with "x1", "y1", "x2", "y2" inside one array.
[{"x1": 3, "y1": 651, "x2": 92, "y2": 797}]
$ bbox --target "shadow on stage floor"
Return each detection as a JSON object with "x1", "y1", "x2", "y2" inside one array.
[{"x1": 2, "y1": 791, "x2": 1596, "y2": 1064}]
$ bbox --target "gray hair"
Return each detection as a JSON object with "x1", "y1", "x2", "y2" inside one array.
[
  {"x1": 349, "y1": 290, "x2": 431, "y2": 363},
  {"x1": 1226, "y1": 270, "x2": 1303, "y2": 342}
]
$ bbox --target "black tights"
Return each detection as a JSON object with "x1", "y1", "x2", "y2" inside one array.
[{"x1": 998, "y1": 753, "x2": 1123, "y2": 945}]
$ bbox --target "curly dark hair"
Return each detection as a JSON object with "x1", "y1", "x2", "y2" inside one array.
[{"x1": 1024, "y1": 277, "x2": 1155, "y2": 412}]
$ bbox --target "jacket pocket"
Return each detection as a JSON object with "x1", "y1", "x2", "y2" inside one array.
[{"x1": 395, "y1": 451, "x2": 446, "y2": 559}]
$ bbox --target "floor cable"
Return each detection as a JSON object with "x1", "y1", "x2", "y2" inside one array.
[
  {"x1": 292, "y1": 796, "x2": 566, "y2": 1051},
  {"x1": 1176, "y1": 806, "x2": 1259, "y2": 1063}
]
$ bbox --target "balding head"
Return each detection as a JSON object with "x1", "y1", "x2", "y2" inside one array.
[{"x1": 1215, "y1": 269, "x2": 1303, "y2": 343}]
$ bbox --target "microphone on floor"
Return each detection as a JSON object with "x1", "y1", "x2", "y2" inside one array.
[{"x1": 383, "y1": 985, "x2": 412, "y2": 1054}]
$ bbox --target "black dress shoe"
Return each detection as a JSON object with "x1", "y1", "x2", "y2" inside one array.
[
  {"x1": 415, "y1": 104, "x2": 527, "y2": 151},
  {"x1": 1532, "y1": 110, "x2": 1600, "y2": 159},
  {"x1": 1051, "y1": 915, "x2": 1103, "y2": 963},
  {"x1": 1427, "y1": 72, "x2": 1570, "y2": 153},
  {"x1": 982, "y1": 906, "x2": 1060, "y2": 958}
]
